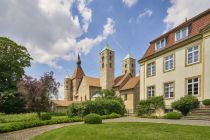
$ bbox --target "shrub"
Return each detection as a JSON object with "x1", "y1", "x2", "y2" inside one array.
[
  {"x1": 202, "y1": 99, "x2": 210, "y2": 105},
  {"x1": 136, "y1": 96, "x2": 165, "y2": 116},
  {"x1": 164, "y1": 112, "x2": 182, "y2": 119},
  {"x1": 68, "y1": 99, "x2": 124, "y2": 117},
  {"x1": 172, "y1": 96, "x2": 199, "y2": 116},
  {"x1": 0, "y1": 117, "x2": 83, "y2": 133},
  {"x1": 84, "y1": 113, "x2": 102, "y2": 124},
  {"x1": 40, "y1": 113, "x2": 52, "y2": 120},
  {"x1": 0, "y1": 113, "x2": 38, "y2": 123},
  {"x1": 101, "y1": 113, "x2": 121, "y2": 119}
]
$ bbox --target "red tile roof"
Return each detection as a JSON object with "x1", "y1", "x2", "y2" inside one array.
[
  {"x1": 113, "y1": 73, "x2": 132, "y2": 88},
  {"x1": 84, "y1": 76, "x2": 101, "y2": 87},
  {"x1": 120, "y1": 76, "x2": 140, "y2": 91},
  {"x1": 141, "y1": 8, "x2": 210, "y2": 61}
]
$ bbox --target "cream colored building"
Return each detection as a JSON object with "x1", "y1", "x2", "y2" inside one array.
[
  {"x1": 139, "y1": 9, "x2": 210, "y2": 110},
  {"x1": 52, "y1": 44, "x2": 140, "y2": 113}
]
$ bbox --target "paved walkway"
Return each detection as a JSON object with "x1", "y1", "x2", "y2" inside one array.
[{"x1": 1, "y1": 117, "x2": 210, "y2": 140}]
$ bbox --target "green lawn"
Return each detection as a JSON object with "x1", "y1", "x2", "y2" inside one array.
[{"x1": 33, "y1": 122, "x2": 210, "y2": 140}]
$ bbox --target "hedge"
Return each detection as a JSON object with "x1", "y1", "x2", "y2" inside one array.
[
  {"x1": 0, "y1": 117, "x2": 82, "y2": 133},
  {"x1": 68, "y1": 99, "x2": 124, "y2": 117}
]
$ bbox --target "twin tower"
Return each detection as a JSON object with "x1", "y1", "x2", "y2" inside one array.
[
  {"x1": 99, "y1": 44, "x2": 136, "y2": 89},
  {"x1": 64, "y1": 43, "x2": 136, "y2": 101}
]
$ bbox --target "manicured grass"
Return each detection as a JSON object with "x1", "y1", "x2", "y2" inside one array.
[{"x1": 33, "y1": 122, "x2": 210, "y2": 140}]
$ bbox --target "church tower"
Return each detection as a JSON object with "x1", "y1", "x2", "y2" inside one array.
[
  {"x1": 71, "y1": 54, "x2": 85, "y2": 101},
  {"x1": 100, "y1": 43, "x2": 115, "y2": 89},
  {"x1": 123, "y1": 53, "x2": 136, "y2": 76},
  {"x1": 64, "y1": 74, "x2": 73, "y2": 101}
]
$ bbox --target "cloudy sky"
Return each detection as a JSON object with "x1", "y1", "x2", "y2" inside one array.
[{"x1": 0, "y1": 0, "x2": 209, "y2": 98}]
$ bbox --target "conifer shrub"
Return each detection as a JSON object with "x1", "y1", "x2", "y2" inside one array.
[{"x1": 84, "y1": 113, "x2": 102, "y2": 124}]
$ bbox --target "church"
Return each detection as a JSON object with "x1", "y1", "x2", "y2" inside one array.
[{"x1": 52, "y1": 44, "x2": 140, "y2": 113}]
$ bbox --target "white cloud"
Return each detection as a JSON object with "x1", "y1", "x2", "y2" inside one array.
[
  {"x1": 122, "y1": 0, "x2": 138, "y2": 8},
  {"x1": 0, "y1": 0, "x2": 115, "y2": 69},
  {"x1": 163, "y1": 0, "x2": 210, "y2": 31},
  {"x1": 138, "y1": 9, "x2": 153, "y2": 19},
  {"x1": 129, "y1": 9, "x2": 153, "y2": 23}
]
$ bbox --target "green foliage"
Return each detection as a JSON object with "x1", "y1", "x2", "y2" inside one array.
[
  {"x1": 49, "y1": 112, "x2": 67, "y2": 116},
  {"x1": 202, "y1": 99, "x2": 210, "y2": 105},
  {"x1": 0, "y1": 37, "x2": 32, "y2": 92},
  {"x1": 0, "y1": 117, "x2": 82, "y2": 133},
  {"x1": 84, "y1": 113, "x2": 102, "y2": 124},
  {"x1": 68, "y1": 99, "x2": 124, "y2": 117},
  {"x1": 41, "y1": 113, "x2": 52, "y2": 120},
  {"x1": 0, "y1": 90, "x2": 26, "y2": 114},
  {"x1": 101, "y1": 113, "x2": 121, "y2": 119},
  {"x1": 172, "y1": 96, "x2": 199, "y2": 116},
  {"x1": 164, "y1": 112, "x2": 182, "y2": 119},
  {"x1": 0, "y1": 113, "x2": 38, "y2": 123},
  {"x1": 136, "y1": 96, "x2": 165, "y2": 116}
]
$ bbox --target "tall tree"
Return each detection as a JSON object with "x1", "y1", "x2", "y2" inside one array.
[
  {"x1": 17, "y1": 72, "x2": 60, "y2": 118},
  {"x1": 0, "y1": 37, "x2": 32, "y2": 92}
]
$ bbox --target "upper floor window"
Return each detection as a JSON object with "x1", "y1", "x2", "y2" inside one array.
[
  {"x1": 164, "y1": 54, "x2": 174, "y2": 72},
  {"x1": 187, "y1": 77, "x2": 199, "y2": 96},
  {"x1": 147, "y1": 62, "x2": 155, "y2": 77},
  {"x1": 147, "y1": 86, "x2": 155, "y2": 97},
  {"x1": 175, "y1": 26, "x2": 189, "y2": 41},
  {"x1": 156, "y1": 38, "x2": 166, "y2": 50},
  {"x1": 164, "y1": 82, "x2": 174, "y2": 98},
  {"x1": 125, "y1": 64, "x2": 127, "y2": 68},
  {"x1": 109, "y1": 55, "x2": 112, "y2": 60},
  {"x1": 110, "y1": 63, "x2": 112, "y2": 68},
  {"x1": 187, "y1": 45, "x2": 200, "y2": 65}
]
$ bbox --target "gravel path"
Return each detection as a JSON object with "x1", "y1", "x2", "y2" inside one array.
[{"x1": 1, "y1": 117, "x2": 210, "y2": 140}]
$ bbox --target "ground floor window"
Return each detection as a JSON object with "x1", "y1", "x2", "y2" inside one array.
[
  {"x1": 147, "y1": 86, "x2": 155, "y2": 97},
  {"x1": 187, "y1": 77, "x2": 199, "y2": 96},
  {"x1": 164, "y1": 82, "x2": 174, "y2": 98},
  {"x1": 165, "y1": 109, "x2": 173, "y2": 113},
  {"x1": 124, "y1": 94, "x2": 127, "y2": 101}
]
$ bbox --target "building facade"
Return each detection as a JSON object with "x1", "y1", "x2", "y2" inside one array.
[
  {"x1": 139, "y1": 9, "x2": 210, "y2": 109},
  {"x1": 52, "y1": 44, "x2": 140, "y2": 113}
]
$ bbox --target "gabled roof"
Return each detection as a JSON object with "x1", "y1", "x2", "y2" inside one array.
[
  {"x1": 140, "y1": 8, "x2": 210, "y2": 62},
  {"x1": 113, "y1": 73, "x2": 132, "y2": 88},
  {"x1": 84, "y1": 76, "x2": 101, "y2": 87},
  {"x1": 72, "y1": 65, "x2": 85, "y2": 79},
  {"x1": 51, "y1": 100, "x2": 73, "y2": 107},
  {"x1": 120, "y1": 76, "x2": 140, "y2": 91}
]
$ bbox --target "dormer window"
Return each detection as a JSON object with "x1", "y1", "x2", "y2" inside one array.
[
  {"x1": 156, "y1": 38, "x2": 166, "y2": 51},
  {"x1": 175, "y1": 26, "x2": 189, "y2": 42}
]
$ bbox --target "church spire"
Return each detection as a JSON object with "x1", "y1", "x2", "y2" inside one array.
[{"x1": 77, "y1": 54, "x2": 81, "y2": 65}]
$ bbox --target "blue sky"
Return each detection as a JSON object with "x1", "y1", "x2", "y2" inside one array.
[{"x1": 1, "y1": 0, "x2": 209, "y2": 98}]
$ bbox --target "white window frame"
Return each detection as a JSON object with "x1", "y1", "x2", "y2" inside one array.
[
  {"x1": 175, "y1": 26, "x2": 189, "y2": 42},
  {"x1": 164, "y1": 82, "x2": 174, "y2": 99},
  {"x1": 147, "y1": 86, "x2": 155, "y2": 97},
  {"x1": 187, "y1": 45, "x2": 200, "y2": 65},
  {"x1": 164, "y1": 54, "x2": 174, "y2": 72},
  {"x1": 147, "y1": 62, "x2": 155, "y2": 77},
  {"x1": 187, "y1": 77, "x2": 199, "y2": 96},
  {"x1": 156, "y1": 38, "x2": 166, "y2": 50}
]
